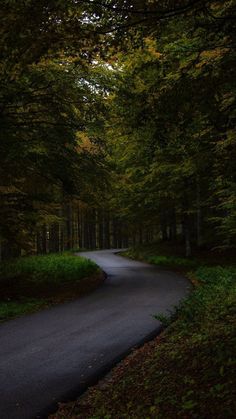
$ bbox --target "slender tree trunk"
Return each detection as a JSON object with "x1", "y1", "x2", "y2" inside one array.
[
  {"x1": 49, "y1": 224, "x2": 59, "y2": 253},
  {"x1": 183, "y1": 210, "x2": 191, "y2": 257},
  {"x1": 196, "y1": 177, "x2": 202, "y2": 248},
  {"x1": 169, "y1": 208, "x2": 177, "y2": 241},
  {"x1": 99, "y1": 211, "x2": 104, "y2": 249},
  {"x1": 185, "y1": 223, "x2": 191, "y2": 257},
  {"x1": 105, "y1": 213, "x2": 110, "y2": 248},
  {"x1": 42, "y1": 225, "x2": 48, "y2": 254},
  {"x1": 132, "y1": 232, "x2": 136, "y2": 247},
  {"x1": 95, "y1": 210, "x2": 99, "y2": 249},
  {"x1": 139, "y1": 225, "x2": 143, "y2": 245},
  {"x1": 118, "y1": 222, "x2": 122, "y2": 248},
  {"x1": 0, "y1": 237, "x2": 3, "y2": 261},
  {"x1": 160, "y1": 208, "x2": 168, "y2": 241},
  {"x1": 84, "y1": 209, "x2": 89, "y2": 249}
]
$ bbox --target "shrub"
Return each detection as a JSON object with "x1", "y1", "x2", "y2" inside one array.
[{"x1": 0, "y1": 253, "x2": 99, "y2": 284}]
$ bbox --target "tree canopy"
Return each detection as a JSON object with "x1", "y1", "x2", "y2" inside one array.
[{"x1": 1, "y1": 0, "x2": 236, "y2": 257}]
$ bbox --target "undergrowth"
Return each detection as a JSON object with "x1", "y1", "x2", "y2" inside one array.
[
  {"x1": 0, "y1": 253, "x2": 100, "y2": 321},
  {"x1": 122, "y1": 247, "x2": 198, "y2": 270},
  {"x1": 0, "y1": 253, "x2": 98, "y2": 284},
  {"x1": 122, "y1": 242, "x2": 236, "y2": 269},
  {"x1": 0, "y1": 299, "x2": 48, "y2": 321}
]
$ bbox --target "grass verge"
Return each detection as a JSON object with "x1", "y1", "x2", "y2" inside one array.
[
  {"x1": 122, "y1": 242, "x2": 236, "y2": 270},
  {"x1": 51, "y1": 246, "x2": 236, "y2": 419},
  {"x1": 0, "y1": 253, "x2": 102, "y2": 322}
]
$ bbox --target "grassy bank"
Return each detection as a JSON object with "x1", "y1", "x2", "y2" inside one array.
[
  {"x1": 51, "y1": 246, "x2": 236, "y2": 419},
  {"x1": 0, "y1": 253, "x2": 102, "y2": 322},
  {"x1": 122, "y1": 242, "x2": 236, "y2": 270}
]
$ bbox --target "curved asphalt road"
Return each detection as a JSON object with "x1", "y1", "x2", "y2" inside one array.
[{"x1": 0, "y1": 250, "x2": 190, "y2": 419}]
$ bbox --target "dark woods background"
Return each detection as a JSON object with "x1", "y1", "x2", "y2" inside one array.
[{"x1": 1, "y1": 0, "x2": 236, "y2": 259}]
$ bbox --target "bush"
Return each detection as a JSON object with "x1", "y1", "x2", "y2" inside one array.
[
  {"x1": 175, "y1": 267, "x2": 236, "y2": 326},
  {"x1": 0, "y1": 300, "x2": 47, "y2": 321},
  {"x1": 0, "y1": 253, "x2": 101, "y2": 321},
  {"x1": 0, "y1": 253, "x2": 99, "y2": 284},
  {"x1": 148, "y1": 255, "x2": 197, "y2": 269}
]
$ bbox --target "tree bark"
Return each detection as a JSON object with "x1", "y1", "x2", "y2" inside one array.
[{"x1": 196, "y1": 177, "x2": 202, "y2": 247}]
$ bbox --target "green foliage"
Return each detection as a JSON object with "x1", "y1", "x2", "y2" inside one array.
[
  {"x1": 0, "y1": 253, "x2": 98, "y2": 284},
  {"x1": 0, "y1": 253, "x2": 101, "y2": 321},
  {"x1": 1, "y1": 0, "x2": 236, "y2": 254},
  {"x1": 123, "y1": 248, "x2": 198, "y2": 268},
  {"x1": 105, "y1": 0, "x2": 236, "y2": 250},
  {"x1": 175, "y1": 267, "x2": 236, "y2": 327},
  {"x1": 148, "y1": 255, "x2": 197, "y2": 269},
  {"x1": 0, "y1": 56, "x2": 109, "y2": 251},
  {"x1": 0, "y1": 299, "x2": 47, "y2": 322},
  {"x1": 0, "y1": 0, "x2": 111, "y2": 253},
  {"x1": 196, "y1": 265, "x2": 236, "y2": 285}
]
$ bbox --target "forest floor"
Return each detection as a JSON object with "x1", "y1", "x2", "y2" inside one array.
[
  {"x1": 0, "y1": 253, "x2": 103, "y2": 322},
  {"x1": 51, "y1": 243, "x2": 236, "y2": 419}
]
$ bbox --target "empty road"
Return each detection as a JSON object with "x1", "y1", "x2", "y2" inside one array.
[{"x1": 0, "y1": 250, "x2": 190, "y2": 419}]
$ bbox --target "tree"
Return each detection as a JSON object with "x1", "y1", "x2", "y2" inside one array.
[{"x1": 104, "y1": 0, "x2": 236, "y2": 253}]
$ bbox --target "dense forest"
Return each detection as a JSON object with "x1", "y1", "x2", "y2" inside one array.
[{"x1": 1, "y1": 0, "x2": 236, "y2": 259}]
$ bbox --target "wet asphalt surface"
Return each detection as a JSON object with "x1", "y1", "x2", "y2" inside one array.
[{"x1": 0, "y1": 249, "x2": 190, "y2": 419}]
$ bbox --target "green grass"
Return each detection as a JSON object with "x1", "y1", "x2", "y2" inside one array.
[
  {"x1": 0, "y1": 253, "x2": 98, "y2": 284},
  {"x1": 122, "y1": 242, "x2": 235, "y2": 270},
  {"x1": 122, "y1": 245, "x2": 197, "y2": 270},
  {"x1": 0, "y1": 253, "x2": 101, "y2": 321},
  {"x1": 148, "y1": 254, "x2": 198, "y2": 268},
  {"x1": 51, "y1": 248, "x2": 236, "y2": 419},
  {"x1": 0, "y1": 299, "x2": 48, "y2": 321}
]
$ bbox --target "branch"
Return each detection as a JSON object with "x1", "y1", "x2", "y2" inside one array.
[
  {"x1": 94, "y1": 1, "x2": 207, "y2": 34},
  {"x1": 205, "y1": 6, "x2": 236, "y2": 20},
  {"x1": 80, "y1": 0, "x2": 204, "y2": 16}
]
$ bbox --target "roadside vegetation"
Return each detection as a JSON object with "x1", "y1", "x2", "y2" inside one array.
[
  {"x1": 0, "y1": 253, "x2": 102, "y2": 322},
  {"x1": 123, "y1": 246, "x2": 198, "y2": 270},
  {"x1": 122, "y1": 242, "x2": 236, "y2": 271},
  {"x1": 51, "y1": 245, "x2": 236, "y2": 418}
]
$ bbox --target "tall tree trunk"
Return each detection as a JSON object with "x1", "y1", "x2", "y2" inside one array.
[
  {"x1": 49, "y1": 224, "x2": 59, "y2": 253},
  {"x1": 104, "y1": 212, "x2": 110, "y2": 249},
  {"x1": 185, "y1": 224, "x2": 191, "y2": 257},
  {"x1": 182, "y1": 192, "x2": 192, "y2": 257},
  {"x1": 139, "y1": 225, "x2": 143, "y2": 245},
  {"x1": 99, "y1": 211, "x2": 104, "y2": 249},
  {"x1": 117, "y1": 222, "x2": 122, "y2": 248},
  {"x1": 169, "y1": 208, "x2": 177, "y2": 241},
  {"x1": 0, "y1": 238, "x2": 3, "y2": 262},
  {"x1": 183, "y1": 213, "x2": 191, "y2": 257},
  {"x1": 196, "y1": 177, "x2": 202, "y2": 248},
  {"x1": 42, "y1": 225, "x2": 48, "y2": 254},
  {"x1": 160, "y1": 208, "x2": 168, "y2": 241}
]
